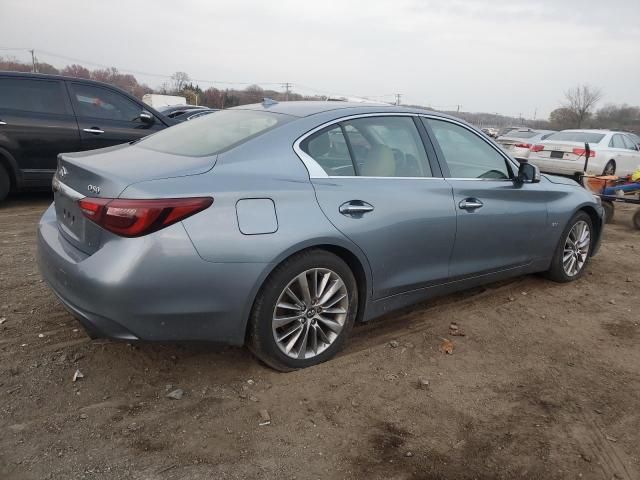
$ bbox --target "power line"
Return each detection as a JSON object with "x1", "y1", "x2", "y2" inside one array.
[
  {"x1": 0, "y1": 46, "x2": 404, "y2": 103},
  {"x1": 0, "y1": 47, "x2": 283, "y2": 87}
]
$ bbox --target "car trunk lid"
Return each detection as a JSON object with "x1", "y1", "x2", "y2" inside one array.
[{"x1": 53, "y1": 143, "x2": 217, "y2": 254}]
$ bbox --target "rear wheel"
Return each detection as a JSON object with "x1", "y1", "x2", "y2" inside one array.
[
  {"x1": 0, "y1": 163, "x2": 10, "y2": 202},
  {"x1": 545, "y1": 212, "x2": 593, "y2": 283},
  {"x1": 247, "y1": 249, "x2": 358, "y2": 371},
  {"x1": 602, "y1": 160, "x2": 616, "y2": 176}
]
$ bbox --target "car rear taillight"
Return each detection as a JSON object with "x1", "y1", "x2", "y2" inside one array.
[
  {"x1": 515, "y1": 143, "x2": 532, "y2": 149},
  {"x1": 572, "y1": 148, "x2": 596, "y2": 157},
  {"x1": 530, "y1": 144, "x2": 545, "y2": 152},
  {"x1": 78, "y1": 197, "x2": 213, "y2": 237}
]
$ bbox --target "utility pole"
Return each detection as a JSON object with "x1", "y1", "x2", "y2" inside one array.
[
  {"x1": 533, "y1": 108, "x2": 537, "y2": 121},
  {"x1": 29, "y1": 49, "x2": 37, "y2": 73},
  {"x1": 282, "y1": 82, "x2": 292, "y2": 101},
  {"x1": 394, "y1": 93, "x2": 402, "y2": 106},
  {"x1": 457, "y1": 104, "x2": 460, "y2": 113}
]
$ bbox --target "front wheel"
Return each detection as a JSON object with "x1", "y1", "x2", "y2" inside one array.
[
  {"x1": 247, "y1": 249, "x2": 358, "y2": 371},
  {"x1": 545, "y1": 212, "x2": 593, "y2": 283}
]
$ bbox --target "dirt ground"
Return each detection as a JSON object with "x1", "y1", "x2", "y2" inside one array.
[{"x1": 1, "y1": 193, "x2": 639, "y2": 480}]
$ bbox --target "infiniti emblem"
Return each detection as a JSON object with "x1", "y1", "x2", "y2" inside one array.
[{"x1": 59, "y1": 166, "x2": 68, "y2": 178}]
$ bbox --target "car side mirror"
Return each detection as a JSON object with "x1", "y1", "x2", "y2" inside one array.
[
  {"x1": 517, "y1": 161, "x2": 540, "y2": 184},
  {"x1": 139, "y1": 111, "x2": 154, "y2": 125}
]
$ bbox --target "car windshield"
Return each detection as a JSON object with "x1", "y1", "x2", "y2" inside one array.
[
  {"x1": 544, "y1": 131, "x2": 606, "y2": 143},
  {"x1": 136, "y1": 110, "x2": 289, "y2": 156}
]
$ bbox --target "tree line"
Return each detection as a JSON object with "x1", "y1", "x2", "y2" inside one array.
[{"x1": 1, "y1": 56, "x2": 638, "y2": 133}]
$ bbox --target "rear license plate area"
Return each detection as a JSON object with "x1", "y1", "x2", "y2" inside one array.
[{"x1": 550, "y1": 151, "x2": 564, "y2": 159}]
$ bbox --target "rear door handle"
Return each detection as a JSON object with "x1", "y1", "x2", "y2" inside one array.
[
  {"x1": 339, "y1": 200, "x2": 374, "y2": 216},
  {"x1": 83, "y1": 127, "x2": 104, "y2": 134},
  {"x1": 458, "y1": 198, "x2": 484, "y2": 210}
]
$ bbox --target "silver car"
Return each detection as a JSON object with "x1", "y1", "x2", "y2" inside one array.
[{"x1": 37, "y1": 102, "x2": 604, "y2": 371}]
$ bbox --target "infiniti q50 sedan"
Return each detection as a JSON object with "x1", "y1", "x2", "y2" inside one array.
[{"x1": 37, "y1": 101, "x2": 604, "y2": 371}]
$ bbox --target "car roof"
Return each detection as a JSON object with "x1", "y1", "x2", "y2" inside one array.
[
  {"x1": 231, "y1": 100, "x2": 458, "y2": 121},
  {"x1": 0, "y1": 70, "x2": 131, "y2": 89}
]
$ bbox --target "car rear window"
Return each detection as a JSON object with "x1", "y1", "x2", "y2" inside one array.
[
  {"x1": 137, "y1": 109, "x2": 289, "y2": 156},
  {"x1": 544, "y1": 131, "x2": 606, "y2": 143},
  {"x1": 505, "y1": 130, "x2": 537, "y2": 139}
]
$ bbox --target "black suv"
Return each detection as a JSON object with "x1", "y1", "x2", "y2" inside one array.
[{"x1": 0, "y1": 72, "x2": 173, "y2": 201}]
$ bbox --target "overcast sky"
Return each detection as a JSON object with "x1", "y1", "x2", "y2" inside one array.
[{"x1": 1, "y1": 0, "x2": 639, "y2": 118}]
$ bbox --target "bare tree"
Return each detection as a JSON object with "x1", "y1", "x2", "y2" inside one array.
[
  {"x1": 170, "y1": 71, "x2": 190, "y2": 93},
  {"x1": 563, "y1": 84, "x2": 603, "y2": 128}
]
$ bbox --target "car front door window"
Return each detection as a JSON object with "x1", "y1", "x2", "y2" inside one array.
[
  {"x1": 424, "y1": 119, "x2": 512, "y2": 179},
  {"x1": 69, "y1": 84, "x2": 142, "y2": 122}
]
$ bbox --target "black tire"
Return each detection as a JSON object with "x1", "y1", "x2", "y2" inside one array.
[
  {"x1": 545, "y1": 211, "x2": 593, "y2": 283},
  {"x1": 0, "y1": 163, "x2": 10, "y2": 202},
  {"x1": 633, "y1": 210, "x2": 640, "y2": 230},
  {"x1": 247, "y1": 249, "x2": 358, "y2": 371},
  {"x1": 602, "y1": 160, "x2": 616, "y2": 176},
  {"x1": 602, "y1": 201, "x2": 615, "y2": 224}
]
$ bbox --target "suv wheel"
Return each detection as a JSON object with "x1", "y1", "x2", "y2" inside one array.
[
  {"x1": 0, "y1": 163, "x2": 10, "y2": 202},
  {"x1": 247, "y1": 249, "x2": 358, "y2": 371}
]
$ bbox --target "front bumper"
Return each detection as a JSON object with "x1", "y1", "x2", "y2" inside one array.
[{"x1": 37, "y1": 204, "x2": 268, "y2": 345}]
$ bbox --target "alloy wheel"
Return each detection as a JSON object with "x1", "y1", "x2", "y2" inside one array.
[
  {"x1": 562, "y1": 220, "x2": 591, "y2": 276},
  {"x1": 272, "y1": 268, "x2": 349, "y2": 359}
]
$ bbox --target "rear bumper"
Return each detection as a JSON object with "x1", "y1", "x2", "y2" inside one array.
[
  {"x1": 528, "y1": 157, "x2": 586, "y2": 176},
  {"x1": 37, "y1": 204, "x2": 268, "y2": 345},
  {"x1": 529, "y1": 156, "x2": 604, "y2": 176}
]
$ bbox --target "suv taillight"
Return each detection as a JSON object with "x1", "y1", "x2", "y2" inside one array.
[
  {"x1": 78, "y1": 197, "x2": 213, "y2": 237},
  {"x1": 530, "y1": 144, "x2": 545, "y2": 152}
]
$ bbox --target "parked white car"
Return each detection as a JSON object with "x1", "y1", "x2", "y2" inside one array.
[
  {"x1": 496, "y1": 129, "x2": 555, "y2": 161},
  {"x1": 527, "y1": 130, "x2": 640, "y2": 177}
]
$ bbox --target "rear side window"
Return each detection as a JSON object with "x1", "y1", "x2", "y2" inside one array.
[
  {"x1": 425, "y1": 119, "x2": 511, "y2": 179},
  {"x1": 301, "y1": 126, "x2": 355, "y2": 176},
  {"x1": 545, "y1": 131, "x2": 606, "y2": 143},
  {"x1": 0, "y1": 78, "x2": 68, "y2": 115},
  {"x1": 69, "y1": 83, "x2": 143, "y2": 122},
  {"x1": 302, "y1": 116, "x2": 433, "y2": 177},
  {"x1": 137, "y1": 109, "x2": 286, "y2": 156}
]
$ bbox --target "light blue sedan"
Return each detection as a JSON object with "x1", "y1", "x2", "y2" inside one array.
[{"x1": 37, "y1": 101, "x2": 604, "y2": 370}]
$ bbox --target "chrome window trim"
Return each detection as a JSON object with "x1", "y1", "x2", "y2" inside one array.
[
  {"x1": 312, "y1": 176, "x2": 447, "y2": 181},
  {"x1": 292, "y1": 112, "x2": 520, "y2": 180}
]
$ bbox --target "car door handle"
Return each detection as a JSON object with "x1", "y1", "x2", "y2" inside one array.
[
  {"x1": 83, "y1": 127, "x2": 105, "y2": 134},
  {"x1": 339, "y1": 200, "x2": 374, "y2": 216},
  {"x1": 458, "y1": 198, "x2": 484, "y2": 210}
]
